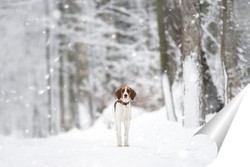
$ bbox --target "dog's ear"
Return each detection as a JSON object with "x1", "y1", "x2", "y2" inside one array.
[
  {"x1": 115, "y1": 88, "x2": 122, "y2": 99},
  {"x1": 130, "y1": 88, "x2": 137, "y2": 100}
]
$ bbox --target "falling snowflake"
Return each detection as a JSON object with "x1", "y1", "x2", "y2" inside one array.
[
  {"x1": 38, "y1": 90, "x2": 45, "y2": 95},
  {"x1": 64, "y1": 4, "x2": 69, "y2": 9},
  {"x1": 45, "y1": 75, "x2": 50, "y2": 80}
]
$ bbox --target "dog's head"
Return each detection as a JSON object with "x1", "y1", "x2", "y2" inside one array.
[{"x1": 115, "y1": 86, "x2": 136, "y2": 102}]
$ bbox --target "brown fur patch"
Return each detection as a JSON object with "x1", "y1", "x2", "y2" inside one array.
[
  {"x1": 115, "y1": 86, "x2": 136, "y2": 100},
  {"x1": 128, "y1": 87, "x2": 137, "y2": 100},
  {"x1": 115, "y1": 87, "x2": 123, "y2": 99}
]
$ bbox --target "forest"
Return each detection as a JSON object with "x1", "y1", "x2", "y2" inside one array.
[{"x1": 0, "y1": 0, "x2": 249, "y2": 138}]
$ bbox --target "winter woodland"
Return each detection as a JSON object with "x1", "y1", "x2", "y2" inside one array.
[{"x1": 0, "y1": 0, "x2": 249, "y2": 138}]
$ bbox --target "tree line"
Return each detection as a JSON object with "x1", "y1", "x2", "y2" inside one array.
[
  {"x1": 157, "y1": 0, "x2": 247, "y2": 127},
  {"x1": 0, "y1": 0, "x2": 249, "y2": 137}
]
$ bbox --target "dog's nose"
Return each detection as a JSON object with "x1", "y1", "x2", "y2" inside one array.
[{"x1": 124, "y1": 94, "x2": 128, "y2": 98}]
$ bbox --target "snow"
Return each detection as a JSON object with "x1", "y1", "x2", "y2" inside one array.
[
  {"x1": 0, "y1": 107, "x2": 217, "y2": 167},
  {"x1": 182, "y1": 53, "x2": 203, "y2": 127},
  {"x1": 162, "y1": 73, "x2": 176, "y2": 121}
]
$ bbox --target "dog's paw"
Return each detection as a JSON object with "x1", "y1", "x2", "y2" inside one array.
[
  {"x1": 117, "y1": 145, "x2": 122, "y2": 147},
  {"x1": 124, "y1": 144, "x2": 129, "y2": 147}
]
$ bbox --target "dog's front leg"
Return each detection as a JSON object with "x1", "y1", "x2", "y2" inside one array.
[
  {"x1": 116, "y1": 120, "x2": 122, "y2": 147},
  {"x1": 124, "y1": 121, "x2": 130, "y2": 147}
]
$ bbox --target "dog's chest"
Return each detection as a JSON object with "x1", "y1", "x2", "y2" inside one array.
[{"x1": 116, "y1": 103, "x2": 131, "y2": 120}]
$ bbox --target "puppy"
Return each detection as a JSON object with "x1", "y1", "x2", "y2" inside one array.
[{"x1": 112, "y1": 86, "x2": 136, "y2": 147}]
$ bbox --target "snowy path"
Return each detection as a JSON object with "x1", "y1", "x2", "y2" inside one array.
[{"x1": 0, "y1": 108, "x2": 217, "y2": 167}]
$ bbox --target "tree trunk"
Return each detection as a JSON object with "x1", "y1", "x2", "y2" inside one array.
[
  {"x1": 156, "y1": 0, "x2": 177, "y2": 121},
  {"x1": 57, "y1": 1, "x2": 66, "y2": 132},
  {"x1": 221, "y1": 0, "x2": 228, "y2": 105},
  {"x1": 59, "y1": 51, "x2": 65, "y2": 131},
  {"x1": 226, "y1": 0, "x2": 240, "y2": 101},
  {"x1": 164, "y1": 0, "x2": 182, "y2": 47},
  {"x1": 181, "y1": 0, "x2": 205, "y2": 127},
  {"x1": 67, "y1": 49, "x2": 79, "y2": 129},
  {"x1": 44, "y1": 0, "x2": 52, "y2": 134},
  {"x1": 57, "y1": 0, "x2": 86, "y2": 130}
]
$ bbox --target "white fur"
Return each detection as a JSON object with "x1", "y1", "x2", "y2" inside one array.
[
  {"x1": 112, "y1": 100, "x2": 132, "y2": 147},
  {"x1": 122, "y1": 87, "x2": 129, "y2": 103}
]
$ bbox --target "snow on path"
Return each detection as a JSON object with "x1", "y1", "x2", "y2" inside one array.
[{"x1": 0, "y1": 108, "x2": 217, "y2": 167}]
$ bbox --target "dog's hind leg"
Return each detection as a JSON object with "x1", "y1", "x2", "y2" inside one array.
[
  {"x1": 115, "y1": 121, "x2": 122, "y2": 147},
  {"x1": 124, "y1": 121, "x2": 130, "y2": 147}
]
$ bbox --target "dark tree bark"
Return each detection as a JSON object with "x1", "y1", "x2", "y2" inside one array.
[
  {"x1": 156, "y1": 0, "x2": 177, "y2": 121},
  {"x1": 57, "y1": 1, "x2": 66, "y2": 131},
  {"x1": 58, "y1": 52, "x2": 65, "y2": 131},
  {"x1": 164, "y1": 0, "x2": 182, "y2": 47},
  {"x1": 226, "y1": 0, "x2": 240, "y2": 101}
]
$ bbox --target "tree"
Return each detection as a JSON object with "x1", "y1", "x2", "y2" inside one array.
[
  {"x1": 220, "y1": 0, "x2": 228, "y2": 105},
  {"x1": 234, "y1": 0, "x2": 250, "y2": 89},
  {"x1": 156, "y1": 0, "x2": 177, "y2": 121},
  {"x1": 57, "y1": 0, "x2": 87, "y2": 130},
  {"x1": 86, "y1": 0, "x2": 163, "y2": 112},
  {"x1": 181, "y1": 0, "x2": 205, "y2": 127},
  {"x1": 163, "y1": 0, "x2": 182, "y2": 49},
  {"x1": 225, "y1": 0, "x2": 240, "y2": 101},
  {"x1": 44, "y1": 0, "x2": 52, "y2": 134},
  {"x1": 200, "y1": 0, "x2": 225, "y2": 114}
]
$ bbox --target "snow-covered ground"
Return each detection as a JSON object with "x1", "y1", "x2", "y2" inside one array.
[{"x1": 0, "y1": 107, "x2": 217, "y2": 167}]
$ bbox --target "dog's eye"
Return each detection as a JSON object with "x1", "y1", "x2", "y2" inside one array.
[
  {"x1": 122, "y1": 89, "x2": 125, "y2": 93},
  {"x1": 127, "y1": 90, "x2": 130, "y2": 93}
]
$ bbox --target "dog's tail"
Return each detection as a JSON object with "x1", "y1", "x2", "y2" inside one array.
[
  {"x1": 114, "y1": 101, "x2": 118, "y2": 112},
  {"x1": 112, "y1": 101, "x2": 117, "y2": 131}
]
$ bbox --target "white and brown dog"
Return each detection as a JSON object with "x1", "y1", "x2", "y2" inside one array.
[{"x1": 112, "y1": 86, "x2": 136, "y2": 147}]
